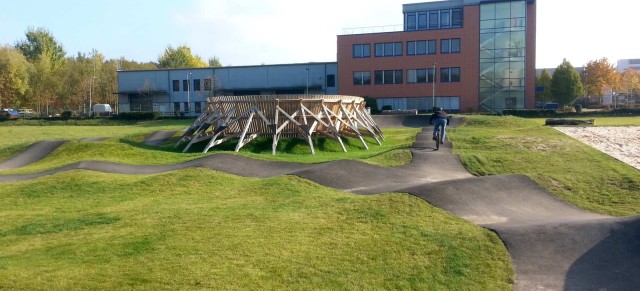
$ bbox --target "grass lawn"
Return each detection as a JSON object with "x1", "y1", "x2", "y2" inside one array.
[
  {"x1": 0, "y1": 119, "x2": 512, "y2": 290},
  {"x1": 3, "y1": 114, "x2": 638, "y2": 289},
  {"x1": 449, "y1": 115, "x2": 640, "y2": 216},
  {"x1": 0, "y1": 170, "x2": 512, "y2": 290},
  {"x1": 0, "y1": 119, "x2": 419, "y2": 174}
]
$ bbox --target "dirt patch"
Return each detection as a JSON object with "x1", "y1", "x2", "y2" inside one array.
[{"x1": 554, "y1": 126, "x2": 640, "y2": 171}]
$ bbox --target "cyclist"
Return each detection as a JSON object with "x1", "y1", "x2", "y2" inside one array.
[{"x1": 429, "y1": 107, "x2": 449, "y2": 143}]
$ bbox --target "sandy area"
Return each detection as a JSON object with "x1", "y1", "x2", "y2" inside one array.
[{"x1": 554, "y1": 126, "x2": 640, "y2": 171}]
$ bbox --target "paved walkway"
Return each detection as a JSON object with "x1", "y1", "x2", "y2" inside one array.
[{"x1": 1, "y1": 115, "x2": 639, "y2": 290}]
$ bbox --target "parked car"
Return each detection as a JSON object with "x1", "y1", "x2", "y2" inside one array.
[
  {"x1": 18, "y1": 108, "x2": 35, "y2": 118},
  {"x1": 0, "y1": 108, "x2": 21, "y2": 120}
]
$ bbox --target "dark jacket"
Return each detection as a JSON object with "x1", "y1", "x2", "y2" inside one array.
[{"x1": 429, "y1": 110, "x2": 449, "y2": 125}]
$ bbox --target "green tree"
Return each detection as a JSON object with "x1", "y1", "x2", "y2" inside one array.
[
  {"x1": 157, "y1": 45, "x2": 207, "y2": 69},
  {"x1": 15, "y1": 27, "x2": 67, "y2": 114},
  {"x1": 208, "y1": 56, "x2": 222, "y2": 67},
  {"x1": 15, "y1": 27, "x2": 66, "y2": 71},
  {"x1": 0, "y1": 45, "x2": 32, "y2": 108},
  {"x1": 551, "y1": 59, "x2": 583, "y2": 106},
  {"x1": 583, "y1": 58, "x2": 617, "y2": 104},
  {"x1": 117, "y1": 57, "x2": 158, "y2": 71},
  {"x1": 535, "y1": 69, "x2": 552, "y2": 102}
]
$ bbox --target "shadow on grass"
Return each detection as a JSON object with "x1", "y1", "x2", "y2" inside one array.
[{"x1": 177, "y1": 135, "x2": 373, "y2": 155}]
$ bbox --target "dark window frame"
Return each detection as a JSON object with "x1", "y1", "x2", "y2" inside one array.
[
  {"x1": 172, "y1": 80, "x2": 180, "y2": 92},
  {"x1": 441, "y1": 38, "x2": 461, "y2": 54},
  {"x1": 353, "y1": 71, "x2": 371, "y2": 85},
  {"x1": 452, "y1": 8, "x2": 463, "y2": 27},
  {"x1": 405, "y1": 8, "x2": 464, "y2": 31},
  {"x1": 440, "y1": 9, "x2": 451, "y2": 28},
  {"x1": 375, "y1": 42, "x2": 403, "y2": 57},
  {"x1": 406, "y1": 12, "x2": 416, "y2": 30},
  {"x1": 327, "y1": 74, "x2": 336, "y2": 87},
  {"x1": 193, "y1": 79, "x2": 201, "y2": 91},
  {"x1": 353, "y1": 43, "x2": 371, "y2": 58},
  {"x1": 182, "y1": 80, "x2": 189, "y2": 91},
  {"x1": 375, "y1": 70, "x2": 403, "y2": 85},
  {"x1": 440, "y1": 67, "x2": 461, "y2": 82},
  {"x1": 407, "y1": 40, "x2": 436, "y2": 55},
  {"x1": 418, "y1": 12, "x2": 428, "y2": 30},
  {"x1": 407, "y1": 68, "x2": 435, "y2": 83}
]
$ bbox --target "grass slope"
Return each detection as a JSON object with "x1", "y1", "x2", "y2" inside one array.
[
  {"x1": 449, "y1": 115, "x2": 640, "y2": 216},
  {"x1": 0, "y1": 124, "x2": 419, "y2": 174},
  {"x1": 0, "y1": 169, "x2": 512, "y2": 290}
]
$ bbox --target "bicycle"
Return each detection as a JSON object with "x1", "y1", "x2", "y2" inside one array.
[{"x1": 434, "y1": 125, "x2": 443, "y2": 150}]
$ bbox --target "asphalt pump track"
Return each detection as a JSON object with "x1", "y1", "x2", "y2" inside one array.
[{"x1": 1, "y1": 115, "x2": 638, "y2": 290}]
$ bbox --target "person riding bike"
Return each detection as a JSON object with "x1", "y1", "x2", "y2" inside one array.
[{"x1": 429, "y1": 107, "x2": 449, "y2": 143}]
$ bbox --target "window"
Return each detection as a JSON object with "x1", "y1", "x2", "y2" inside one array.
[
  {"x1": 441, "y1": 38, "x2": 460, "y2": 54},
  {"x1": 405, "y1": 8, "x2": 463, "y2": 31},
  {"x1": 195, "y1": 102, "x2": 202, "y2": 113},
  {"x1": 204, "y1": 78, "x2": 212, "y2": 91},
  {"x1": 375, "y1": 42, "x2": 402, "y2": 57},
  {"x1": 384, "y1": 43, "x2": 394, "y2": 56},
  {"x1": 353, "y1": 44, "x2": 371, "y2": 58},
  {"x1": 440, "y1": 9, "x2": 451, "y2": 28},
  {"x1": 172, "y1": 80, "x2": 180, "y2": 91},
  {"x1": 407, "y1": 68, "x2": 435, "y2": 83},
  {"x1": 183, "y1": 80, "x2": 189, "y2": 91},
  {"x1": 407, "y1": 40, "x2": 436, "y2": 55},
  {"x1": 184, "y1": 102, "x2": 190, "y2": 113},
  {"x1": 374, "y1": 70, "x2": 403, "y2": 84},
  {"x1": 440, "y1": 67, "x2": 461, "y2": 82},
  {"x1": 326, "y1": 74, "x2": 336, "y2": 87},
  {"x1": 193, "y1": 79, "x2": 201, "y2": 91},
  {"x1": 429, "y1": 11, "x2": 439, "y2": 29},
  {"x1": 418, "y1": 12, "x2": 427, "y2": 30},
  {"x1": 174, "y1": 102, "x2": 180, "y2": 113},
  {"x1": 353, "y1": 71, "x2": 371, "y2": 85},
  {"x1": 406, "y1": 12, "x2": 416, "y2": 30},
  {"x1": 452, "y1": 8, "x2": 463, "y2": 27}
]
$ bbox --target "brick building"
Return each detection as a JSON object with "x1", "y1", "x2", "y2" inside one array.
[{"x1": 337, "y1": 0, "x2": 536, "y2": 112}]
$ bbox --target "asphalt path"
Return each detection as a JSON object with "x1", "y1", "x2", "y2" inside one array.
[{"x1": 1, "y1": 115, "x2": 638, "y2": 290}]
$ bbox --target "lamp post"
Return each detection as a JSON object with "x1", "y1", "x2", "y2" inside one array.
[
  {"x1": 89, "y1": 75, "x2": 93, "y2": 116},
  {"x1": 89, "y1": 57, "x2": 96, "y2": 117},
  {"x1": 187, "y1": 72, "x2": 192, "y2": 115},
  {"x1": 432, "y1": 62, "x2": 436, "y2": 111}
]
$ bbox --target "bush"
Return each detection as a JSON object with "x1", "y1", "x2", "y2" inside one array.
[
  {"x1": 503, "y1": 108, "x2": 640, "y2": 118},
  {"x1": 381, "y1": 105, "x2": 392, "y2": 111},
  {"x1": 364, "y1": 97, "x2": 380, "y2": 114},
  {"x1": 502, "y1": 109, "x2": 557, "y2": 117},
  {"x1": 60, "y1": 111, "x2": 73, "y2": 119},
  {"x1": 113, "y1": 111, "x2": 162, "y2": 120},
  {"x1": 574, "y1": 104, "x2": 582, "y2": 113}
]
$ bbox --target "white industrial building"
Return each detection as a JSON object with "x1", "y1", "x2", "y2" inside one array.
[{"x1": 117, "y1": 62, "x2": 337, "y2": 115}]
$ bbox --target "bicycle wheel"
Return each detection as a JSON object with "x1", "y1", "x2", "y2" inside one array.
[{"x1": 435, "y1": 128, "x2": 441, "y2": 150}]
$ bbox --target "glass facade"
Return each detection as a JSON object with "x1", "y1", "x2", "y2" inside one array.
[{"x1": 479, "y1": 1, "x2": 527, "y2": 112}]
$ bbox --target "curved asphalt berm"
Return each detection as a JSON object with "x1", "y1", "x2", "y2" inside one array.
[
  {"x1": 143, "y1": 130, "x2": 178, "y2": 146},
  {"x1": 1, "y1": 115, "x2": 639, "y2": 290},
  {"x1": 0, "y1": 140, "x2": 67, "y2": 170}
]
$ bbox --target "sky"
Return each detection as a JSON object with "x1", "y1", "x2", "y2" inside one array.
[{"x1": 0, "y1": 0, "x2": 637, "y2": 69}]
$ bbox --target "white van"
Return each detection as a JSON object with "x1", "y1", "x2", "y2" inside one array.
[{"x1": 92, "y1": 104, "x2": 113, "y2": 117}]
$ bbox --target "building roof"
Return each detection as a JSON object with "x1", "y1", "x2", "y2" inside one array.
[{"x1": 118, "y1": 61, "x2": 337, "y2": 73}]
